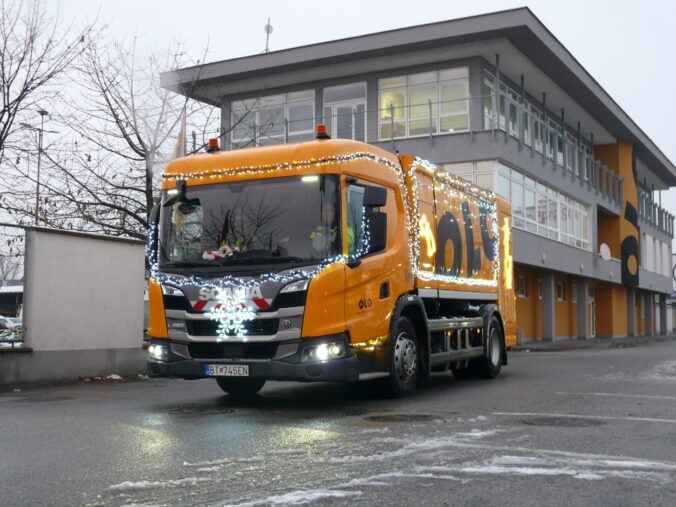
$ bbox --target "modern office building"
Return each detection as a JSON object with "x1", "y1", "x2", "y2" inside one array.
[{"x1": 161, "y1": 7, "x2": 675, "y2": 341}]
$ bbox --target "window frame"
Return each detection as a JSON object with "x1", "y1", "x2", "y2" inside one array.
[
  {"x1": 323, "y1": 82, "x2": 368, "y2": 142},
  {"x1": 378, "y1": 67, "x2": 470, "y2": 141},
  {"x1": 516, "y1": 275, "x2": 528, "y2": 298},
  {"x1": 231, "y1": 91, "x2": 316, "y2": 147}
]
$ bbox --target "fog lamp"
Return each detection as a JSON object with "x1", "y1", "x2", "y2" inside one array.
[{"x1": 148, "y1": 344, "x2": 169, "y2": 361}]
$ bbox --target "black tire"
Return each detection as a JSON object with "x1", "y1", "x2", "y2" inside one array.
[
  {"x1": 475, "y1": 316, "x2": 503, "y2": 379},
  {"x1": 383, "y1": 316, "x2": 418, "y2": 398},
  {"x1": 215, "y1": 377, "x2": 266, "y2": 396}
]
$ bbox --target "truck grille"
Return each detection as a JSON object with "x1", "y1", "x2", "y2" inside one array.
[
  {"x1": 185, "y1": 318, "x2": 279, "y2": 337},
  {"x1": 188, "y1": 342, "x2": 278, "y2": 360}
]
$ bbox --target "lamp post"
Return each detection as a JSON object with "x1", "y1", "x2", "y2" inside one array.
[{"x1": 20, "y1": 109, "x2": 56, "y2": 225}]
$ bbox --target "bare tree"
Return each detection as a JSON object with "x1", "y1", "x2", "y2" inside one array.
[
  {"x1": 0, "y1": 35, "x2": 221, "y2": 239},
  {"x1": 0, "y1": 24, "x2": 269, "y2": 240},
  {"x1": 0, "y1": 254, "x2": 21, "y2": 281},
  {"x1": 0, "y1": 0, "x2": 94, "y2": 162}
]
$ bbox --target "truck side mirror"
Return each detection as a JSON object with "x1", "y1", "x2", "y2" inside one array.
[
  {"x1": 366, "y1": 209, "x2": 387, "y2": 254},
  {"x1": 363, "y1": 185, "x2": 387, "y2": 208}
]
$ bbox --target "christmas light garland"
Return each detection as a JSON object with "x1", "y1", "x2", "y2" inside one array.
[{"x1": 148, "y1": 150, "x2": 504, "y2": 341}]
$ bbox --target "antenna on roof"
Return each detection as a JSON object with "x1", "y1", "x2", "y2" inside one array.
[{"x1": 264, "y1": 18, "x2": 273, "y2": 53}]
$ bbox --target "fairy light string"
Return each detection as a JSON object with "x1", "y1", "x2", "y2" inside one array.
[{"x1": 148, "y1": 151, "x2": 504, "y2": 340}]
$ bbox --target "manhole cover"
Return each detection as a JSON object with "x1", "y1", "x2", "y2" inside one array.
[
  {"x1": 167, "y1": 403, "x2": 235, "y2": 416},
  {"x1": 364, "y1": 413, "x2": 436, "y2": 422},
  {"x1": 13, "y1": 396, "x2": 74, "y2": 403},
  {"x1": 521, "y1": 416, "x2": 606, "y2": 427}
]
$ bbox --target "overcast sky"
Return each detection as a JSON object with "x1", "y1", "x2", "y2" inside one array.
[{"x1": 50, "y1": 0, "x2": 676, "y2": 244}]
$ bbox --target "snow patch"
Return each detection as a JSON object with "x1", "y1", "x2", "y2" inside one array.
[
  {"x1": 640, "y1": 360, "x2": 676, "y2": 382},
  {"x1": 223, "y1": 489, "x2": 362, "y2": 506},
  {"x1": 106, "y1": 374, "x2": 123, "y2": 380},
  {"x1": 360, "y1": 427, "x2": 390, "y2": 434},
  {"x1": 460, "y1": 454, "x2": 674, "y2": 484},
  {"x1": 237, "y1": 456, "x2": 264, "y2": 463},
  {"x1": 109, "y1": 477, "x2": 209, "y2": 491},
  {"x1": 197, "y1": 466, "x2": 222, "y2": 473},
  {"x1": 184, "y1": 458, "x2": 231, "y2": 467},
  {"x1": 323, "y1": 429, "x2": 499, "y2": 464}
]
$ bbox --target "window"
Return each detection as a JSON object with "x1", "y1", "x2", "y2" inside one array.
[
  {"x1": 516, "y1": 275, "x2": 528, "y2": 298},
  {"x1": 346, "y1": 183, "x2": 388, "y2": 258},
  {"x1": 346, "y1": 185, "x2": 366, "y2": 258},
  {"x1": 571, "y1": 282, "x2": 578, "y2": 303},
  {"x1": 557, "y1": 282, "x2": 565, "y2": 302},
  {"x1": 379, "y1": 67, "x2": 469, "y2": 140},
  {"x1": 231, "y1": 91, "x2": 315, "y2": 147},
  {"x1": 323, "y1": 83, "x2": 367, "y2": 141}
]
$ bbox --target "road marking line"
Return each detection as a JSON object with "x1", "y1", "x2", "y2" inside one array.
[
  {"x1": 557, "y1": 391, "x2": 676, "y2": 401},
  {"x1": 492, "y1": 411, "x2": 676, "y2": 425}
]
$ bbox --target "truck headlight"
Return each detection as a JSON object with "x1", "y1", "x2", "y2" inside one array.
[
  {"x1": 301, "y1": 341, "x2": 345, "y2": 362},
  {"x1": 148, "y1": 344, "x2": 169, "y2": 361},
  {"x1": 161, "y1": 284, "x2": 185, "y2": 296},
  {"x1": 280, "y1": 279, "x2": 309, "y2": 293}
]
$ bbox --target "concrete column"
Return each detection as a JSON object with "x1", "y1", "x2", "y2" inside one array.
[
  {"x1": 541, "y1": 272, "x2": 556, "y2": 341},
  {"x1": 220, "y1": 96, "x2": 231, "y2": 151},
  {"x1": 366, "y1": 76, "x2": 379, "y2": 147},
  {"x1": 627, "y1": 288, "x2": 636, "y2": 337},
  {"x1": 644, "y1": 293, "x2": 654, "y2": 336},
  {"x1": 659, "y1": 293, "x2": 668, "y2": 336},
  {"x1": 468, "y1": 59, "x2": 485, "y2": 131},
  {"x1": 577, "y1": 278, "x2": 589, "y2": 339}
]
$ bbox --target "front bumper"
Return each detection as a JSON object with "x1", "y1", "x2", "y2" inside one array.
[{"x1": 147, "y1": 336, "x2": 359, "y2": 383}]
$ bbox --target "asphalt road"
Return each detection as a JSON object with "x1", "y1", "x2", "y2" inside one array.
[{"x1": 2, "y1": 341, "x2": 676, "y2": 507}]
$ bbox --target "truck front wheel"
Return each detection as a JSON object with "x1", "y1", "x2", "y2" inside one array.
[
  {"x1": 215, "y1": 377, "x2": 266, "y2": 396},
  {"x1": 383, "y1": 316, "x2": 418, "y2": 397}
]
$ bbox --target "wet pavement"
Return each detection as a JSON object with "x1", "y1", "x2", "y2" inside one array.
[{"x1": 2, "y1": 340, "x2": 676, "y2": 506}]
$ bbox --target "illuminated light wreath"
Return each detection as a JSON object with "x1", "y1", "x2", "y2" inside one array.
[{"x1": 147, "y1": 151, "x2": 503, "y2": 339}]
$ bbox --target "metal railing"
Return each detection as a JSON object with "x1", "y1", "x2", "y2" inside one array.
[
  {"x1": 485, "y1": 91, "x2": 623, "y2": 207},
  {"x1": 638, "y1": 188, "x2": 674, "y2": 237},
  {"x1": 230, "y1": 93, "x2": 627, "y2": 207}
]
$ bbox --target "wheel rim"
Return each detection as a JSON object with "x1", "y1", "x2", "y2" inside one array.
[
  {"x1": 394, "y1": 332, "x2": 417, "y2": 382},
  {"x1": 489, "y1": 327, "x2": 501, "y2": 366}
]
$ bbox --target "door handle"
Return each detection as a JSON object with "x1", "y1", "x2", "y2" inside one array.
[{"x1": 380, "y1": 280, "x2": 390, "y2": 299}]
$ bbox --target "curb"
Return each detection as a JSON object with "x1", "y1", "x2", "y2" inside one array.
[{"x1": 511, "y1": 334, "x2": 676, "y2": 352}]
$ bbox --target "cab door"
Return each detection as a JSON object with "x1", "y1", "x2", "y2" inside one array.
[{"x1": 343, "y1": 176, "x2": 405, "y2": 346}]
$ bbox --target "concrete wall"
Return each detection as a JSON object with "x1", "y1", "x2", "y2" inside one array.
[{"x1": 0, "y1": 229, "x2": 146, "y2": 386}]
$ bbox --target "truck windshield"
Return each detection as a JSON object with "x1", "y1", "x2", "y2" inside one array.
[{"x1": 159, "y1": 175, "x2": 340, "y2": 269}]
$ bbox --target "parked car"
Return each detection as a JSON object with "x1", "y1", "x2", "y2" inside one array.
[{"x1": 0, "y1": 316, "x2": 16, "y2": 331}]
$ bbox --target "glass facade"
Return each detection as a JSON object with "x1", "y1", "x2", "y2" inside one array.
[
  {"x1": 378, "y1": 67, "x2": 469, "y2": 140},
  {"x1": 443, "y1": 160, "x2": 591, "y2": 251},
  {"x1": 483, "y1": 72, "x2": 594, "y2": 180},
  {"x1": 231, "y1": 91, "x2": 315, "y2": 147}
]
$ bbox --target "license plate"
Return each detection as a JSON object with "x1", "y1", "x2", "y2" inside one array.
[{"x1": 205, "y1": 364, "x2": 249, "y2": 377}]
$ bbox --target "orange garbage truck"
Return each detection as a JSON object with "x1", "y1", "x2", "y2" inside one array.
[{"x1": 146, "y1": 126, "x2": 516, "y2": 397}]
